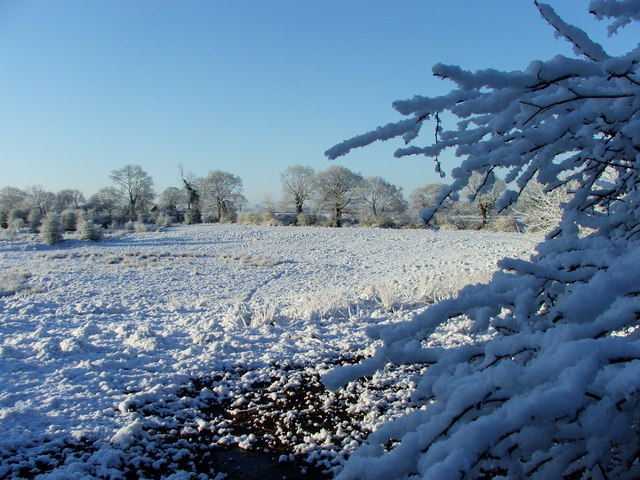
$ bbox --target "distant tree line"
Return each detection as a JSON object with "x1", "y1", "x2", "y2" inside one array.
[{"x1": 0, "y1": 162, "x2": 563, "y2": 240}]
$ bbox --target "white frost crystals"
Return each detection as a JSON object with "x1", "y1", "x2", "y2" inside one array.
[
  {"x1": 0, "y1": 224, "x2": 532, "y2": 479},
  {"x1": 325, "y1": 1, "x2": 640, "y2": 479}
]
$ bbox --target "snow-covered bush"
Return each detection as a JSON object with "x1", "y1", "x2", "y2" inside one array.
[
  {"x1": 0, "y1": 227, "x2": 18, "y2": 241},
  {"x1": 134, "y1": 221, "x2": 151, "y2": 233},
  {"x1": 76, "y1": 217, "x2": 104, "y2": 241},
  {"x1": 7, "y1": 216, "x2": 24, "y2": 231},
  {"x1": 123, "y1": 220, "x2": 151, "y2": 232},
  {"x1": 40, "y1": 212, "x2": 63, "y2": 245},
  {"x1": 325, "y1": 2, "x2": 640, "y2": 479},
  {"x1": 0, "y1": 207, "x2": 7, "y2": 229},
  {"x1": 183, "y1": 209, "x2": 201, "y2": 225},
  {"x1": 27, "y1": 208, "x2": 42, "y2": 233},
  {"x1": 0, "y1": 269, "x2": 32, "y2": 297},
  {"x1": 296, "y1": 211, "x2": 317, "y2": 226},
  {"x1": 60, "y1": 209, "x2": 78, "y2": 232},
  {"x1": 153, "y1": 212, "x2": 172, "y2": 229},
  {"x1": 237, "y1": 209, "x2": 279, "y2": 226},
  {"x1": 8, "y1": 207, "x2": 28, "y2": 226},
  {"x1": 486, "y1": 214, "x2": 521, "y2": 233}
]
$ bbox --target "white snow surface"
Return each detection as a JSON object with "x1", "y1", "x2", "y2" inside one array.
[{"x1": 0, "y1": 224, "x2": 534, "y2": 478}]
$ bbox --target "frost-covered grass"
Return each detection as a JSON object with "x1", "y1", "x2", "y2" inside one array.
[
  {"x1": 0, "y1": 224, "x2": 534, "y2": 479},
  {"x1": 0, "y1": 268, "x2": 33, "y2": 297},
  {"x1": 219, "y1": 252, "x2": 288, "y2": 267}
]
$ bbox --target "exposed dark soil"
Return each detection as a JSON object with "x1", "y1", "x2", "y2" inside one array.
[
  {"x1": 1, "y1": 357, "x2": 420, "y2": 480},
  {"x1": 210, "y1": 448, "x2": 328, "y2": 480}
]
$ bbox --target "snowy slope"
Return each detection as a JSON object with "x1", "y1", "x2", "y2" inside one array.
[{"x1": 0, "y1": 224, "x2": 534, "y2": 478}]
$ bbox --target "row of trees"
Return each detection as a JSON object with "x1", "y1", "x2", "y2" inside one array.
[
  {"x1": 279, "y1": 165, "x2": 511, "y2": 228},
  {"x1": 0, "y1": 162, "x2": 557, "y2": 233}
]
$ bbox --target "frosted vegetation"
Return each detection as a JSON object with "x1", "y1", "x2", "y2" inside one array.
[
  {"x1": 324, "y1": 1, "x2": 640, "y2": 478},
  {"x1": 1, "y1": 154, "x2": 564, "y2": 238},
  {"x1": 0, "y1": 224, "x2": 533, "y2": 479},
  {"x1": 1, "y1": 1, "x2": 639, "y2": 479}
]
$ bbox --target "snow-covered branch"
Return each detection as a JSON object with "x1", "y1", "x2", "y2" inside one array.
[{"x1": 325, "y1": 2, "x2": 640, "y2": 478}]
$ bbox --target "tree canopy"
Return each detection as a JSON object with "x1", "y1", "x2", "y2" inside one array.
[
  {"x1": 110, "y1": 164, "x2": 155, "y2": 219},
  {"x1": 314, "y1": 165, "x2": 363, "y2": 227}
]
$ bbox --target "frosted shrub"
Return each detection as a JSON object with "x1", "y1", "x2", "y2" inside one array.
[
  {"x1": 284, "y1": 290, "x2": 351, "y2": 322},
  {"x1": 325, "y1": 3, "x2": 640, "y2": 479},
  {"x1": 296, "y1": 212, "x2": 316, "y2": 226},
  {"x1": 7, "y1": 217, "x2": 25, "y2": 230},
  {"x1": 372, "y1": 281, "x2": 403, "y2": 311},
  {"x1": 0, "y1": 208, "x2": 7, "y2": 229},
  {"x1": 358, "y1": 213, "x2": 396, "y2": 229},
  {"x1": 486, "y1": 215, "x2": 520, "y2": 233},
  {"x1": 0, "y1": 228, "x2": 18, "y2": 241},
  {"x1": 133, "y1": 221, "x2": 150, "y2": 233},
  {"x1": 419, "y1": 271, "x2": 492, "y2": 304},
  {"x1": 237, "y1": 210, "x2": 279, "y2": 226},
  {"x1": 183, "y1": 209, "x2": 201, "y2": 225},
  {"x1": 8, "y1": 208, "x2": 28, "y2": 226},
  {"x1": 201, "y1": 211, "x2": 217, "y2": 223},
  {"x1": 27, "y1": 209, "x2": 42, "y2": 233},
  {"x1": 76, "y1": 218, "x2": 103, "y2": 241},
  {"x1": 40, "y1": 212, "x2": 63, "y2": 245},
  {"x1": 0, "y1": 269, "x2": 32, "y2": 296},
  {"x1": 154, "y1": 213, "x2": 172, "y2": 228},
  {"x1": 220, "y1": 212, "x2": 237, "y2": 223},
  {"x1": 60, "y1": 209, "x2": 78, "y2": 232},
  {"x1": 236, "y1": 211, "x2": 261, "y2": 225},
  {"x1": 259, "y1": 209, "x2": 279, "y2": 225}
]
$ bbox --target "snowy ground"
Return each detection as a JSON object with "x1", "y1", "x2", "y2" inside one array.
[{"x1": 0, "y1": 224, "x2": 536, "y2": 479}]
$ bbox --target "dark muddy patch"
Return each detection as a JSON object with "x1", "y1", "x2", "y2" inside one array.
[{"x1": 210, "y1": 447, "x2": 327, "y2": 480}]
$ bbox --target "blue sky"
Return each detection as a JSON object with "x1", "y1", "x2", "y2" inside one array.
[{"x1": 0, "y1": 1, "x2": 637, "y2": 206}]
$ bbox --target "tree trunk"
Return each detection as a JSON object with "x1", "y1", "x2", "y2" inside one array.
[{"x1": 334, "y1": 204, "x2": 342, "y2": 227}]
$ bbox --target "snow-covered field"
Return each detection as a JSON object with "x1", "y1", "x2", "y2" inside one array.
[{"x1": 0, "y1": 224, "x2": 536, "y2": 479}]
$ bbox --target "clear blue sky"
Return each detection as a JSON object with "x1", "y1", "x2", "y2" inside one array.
[{"x1": 0, "y1": 0, "x2": 637, "y2": 206}]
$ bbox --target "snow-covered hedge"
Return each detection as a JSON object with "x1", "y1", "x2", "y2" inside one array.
[{"x1": 325, "y1": 2, "x2": 640, "y2": 478}]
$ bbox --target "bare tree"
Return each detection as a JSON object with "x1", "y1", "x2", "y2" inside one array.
[
  {"x1": 26, "y1": 186, "x2": 56, "y2": 217},
  {"x1": 280, "y1": 165, "x2": 315, "y2": 215},
  {"x1": 410, "y1": 183, "x2": 452, "y2": 225},
  {"x1": 89, "y1": 187, "x2": 123, "y2": 214},
  {"x1": 54, "y1": 189, "x2": 86, "y2": 212},
  {"x1": 314, "y1": 165, "x2": 363, "y2": 227},
  {"x1": 410, "y1": 183, "x2": 447, "y2": 212},
  {"x1": 110, "y1": 164, "x2": 155, "y2": 219},
  {"x1": 0, "y1": 186, "x2": 28, "y2": 211},
  {"x1": 465, "y1": 171, "x2": 506, "y2": 226},
  {"x1": 198, "y1": 170, "x2": 247, "y2": 222},
  {"x1": 515, "y1": 180, "x2": 572, "y2": 233},
  {"x1": 158, "y1": 187, "x2": 187, "y2": 219},
  {"x1": 357, "y1": 176, "x2": 407, "y2": 224}
]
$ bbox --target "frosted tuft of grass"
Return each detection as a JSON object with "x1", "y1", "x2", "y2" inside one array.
[
  {"x1": 419, "y1": 270, "x2": 493, "y2": 304},
  {"x1": 219, "y1": 253, "x2": 288, "y2": 267},
  {"x1": 0, "y1": 269, "x2": 33, "y2": 297},
  {"x1": 220, "y1": 299, "x2": 281, "y2": 329}
]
